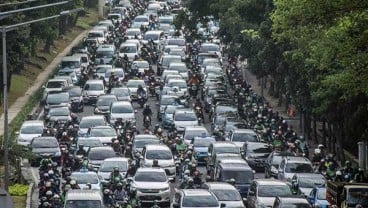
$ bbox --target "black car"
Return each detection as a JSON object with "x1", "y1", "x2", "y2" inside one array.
[
  {"x1": 29, "y1": 136, "x2": 61, "y2": 167},
  {"x1": 243, "y1": 142, "x2": 272, "y2": 172},
  {"x1": 264, "y1": 151, "x2": 295, "y2": 178},
  {"x1": 94, "y1": 94, "x2": 117, "y2": 115},
  {"x1": 43, "y1": 92, "x2": 70, "y2": 115},
  {"x1": 45, "y1": 106, "x2": 71, "y2": 125},
  {"x1": 63, "y1": 86, "x2": 84, "y2": 112}
]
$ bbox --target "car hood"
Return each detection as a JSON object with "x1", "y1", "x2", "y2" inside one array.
[
  {"x1": 84, "y1": 90, "x2": 104, "y2": 96},
  {"x1": 258, "y1": 197, "x2": 276, "y2": 207},
  {"x1": 219, "y1": 200, "x2": 244, "y2": 208},
  {"x1": 88, "y1": 136, "x2": 116, "y2": 144},
  {"x1": 133, "y1": 181, "x2": 169, "y2": 190},
  {"x1": 89, "y1": 159, "x2": 104, "y2": 167},
  {"x1": 194, "y1": 147, "x2": 208, "y2": 154},
  {"x1": 19, "y1": 133, "x2": 42, "y2": 142},
  {"x1": 110, "y1": 113, "x2": 135, "y2": 120}
]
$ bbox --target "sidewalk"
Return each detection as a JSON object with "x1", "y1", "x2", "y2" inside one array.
[{"x1": 0, "y1": 31, "x2": 88, "y2": 137}]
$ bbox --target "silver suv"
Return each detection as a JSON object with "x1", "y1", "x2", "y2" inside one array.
[
  {"x1": 277, "y1": 156, "x2": 314, "y2": 181},
  {"x1": 130, "y1": 168, "x2": 172, "y2": 206}
]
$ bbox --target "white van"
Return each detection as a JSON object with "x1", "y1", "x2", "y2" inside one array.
[
  {"x1": 87, "y1": 29, "x2": 106, "y2": 44},
  {"x1": 64, "y1": 190, "x2": 103, "y2": 208}
]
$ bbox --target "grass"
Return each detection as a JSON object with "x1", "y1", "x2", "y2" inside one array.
[
  {"x1": 12, "y1": 196, "x2": 26, "y2": 208},
  {"x1": 3, "y1": 8, "x2": 99, "y2": 112}
]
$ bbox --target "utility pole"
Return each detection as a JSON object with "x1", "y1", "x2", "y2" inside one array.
[{"x1": 0, "y1": 0, "x2": 81, "y2": 191}]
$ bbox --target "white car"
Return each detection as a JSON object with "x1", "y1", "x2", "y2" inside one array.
[
  {"x1": 94, "y1": 64, "x2": 113, "y2": 79},
  {"x1": 132, "y1": 60, "x2": 150, "y2": 74},
  {"x1": 119, "y1": 43, "x2": 139, "y2": 61},
  {"x1": 82, "y1": 80, "x2": 106, "y2": 104},
  {"x1": 167, "y1": 79, "x2": 188, "y2": 95},
  {"x1": 205, "y1": 182, "x2": 245, "y2": 208},
  {"x1": 131, "y1": 168, "x2": 172, "y2": 206},
  {"x1": 70, "y1": 171, "x2": 102, "y2": 190},
  {"x1": 125, "y1": 28, "x2": 142, "y2": 40},
  {"x1": 132, "y1": 15, "x2": 149, "y2": 28},
  {"x1": 87, "y1": 125, "x2": 118, "y2": 146},
  {"x1": 98, "y1": 157, "x2": 129, "y2": 182},
  {"x1": 140, "y1": 144, "x2": 176, "y2": 179},
  {"x1": 16, "y1": 120, "x2": 44, "y2": 146},
  {"x1": 126, "y1": 79, "x2": 147, "y2": 101},
  {"x1": 168, "y1": 62, "x2": 188, "y2": 80},
  {"x1": 109, "y1": 101, "x2": 136, "y2": 124},
  {"x1": 173, "y1": 109, "x2": 199, "y2": 133}
]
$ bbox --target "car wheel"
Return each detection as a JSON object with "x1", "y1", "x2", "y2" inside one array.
[{"x1": 265, "y1": 169, "x2": 269, "y2": 178}]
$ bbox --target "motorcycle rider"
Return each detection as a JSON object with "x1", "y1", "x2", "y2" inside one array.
[
  {"x1": 114, "y1": 182, "x2": 127, "y2": 202},
  {"x1": 137, "y1": 84, "x2": 147, "y2": 98},
  {"x1": 40, "y1": 154, "x2": 53, "y2": 171},
  {"x1": 342, "y1": 161, "x2": 354, "y2": 181},
  {"x1": 109, "y1": 167, "x2": 124, "y2": 185},
  {"x1": 76, "y1": 145, "x2": 87, "y2": 156},
  {"x1": 103, "y1": 189, "x2": 114, "y2": 207},
  {"x1": 70, "y1": 113, "x2": 80, "y2": 125},
  {"x1": 152, "y1": 159, "x2": 160, "y2": 167},
  {"x1": 188, "y1": 74, "x2": 200, "y2": 97},
  {"x1": 127, "y1": 188, "x2": 141, "y2": 208},
  {"x1": 354, "y1": 168, "x2": 366, "y2": 183},
  {"x1": 142, "y1": 104, "x2": 153, "y2": 125}
]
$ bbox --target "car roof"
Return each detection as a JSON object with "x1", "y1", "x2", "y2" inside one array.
[
  {"x1": 85, "y1": 79, "x2": 104, "y2": 84},
  {"x1": 90, "y1": 125, "x2": 114, "y2": 130},
  {"x1": 145, "y1": 30, "x2": 164, "y2": 35},
  {"x1": 62, "y1": 56, "x2": 80, "y2": 61},
  {"x1": 182, "y1": 189, "x2": 213, "y2": 196},
  {"x1": 89, "y1": 146, "x2": 114, "y2": 151},
  {"x1": 206, "y1": 182, "x2": 239, "y2": 190},
  {"x1": 111, "y1": 101, "x2": 132, "y2": 106},
  {"x1": 103, "y1": 157, "x2": 129, "y2": 162},
  {"x1": 66, "y1": 190, "x2": 102, "y2": 200},
  {"x1": 212, "y1": 141, "x2": 237, "y2": 147},
  {"x1": 81, "y1": 115, "x2": 105, "y2": 120},
  {"x1": 134, "y1": 135, "x2": 159, "y2": 140},
  {"x1": 175, "y1": 109, "x2": 195, "y2": 114},
  {"x1": 120, "y1": 43, "x2": 137, "y2": 47},
  {"x1": 255, "y1": 179, "x2": 289, "y2": 186},
  {"x1": 278, "y1": 196, "x2": 310, "y2": 203},
  {"x1": 22, "y1": 120, "x2": 44, "y2": 126},
  {"x1": 144, "y1": 144, "x2": 171, "y2": 151},
  {"x1": 219, "y1": 162, "x2": 252, "y2": 170},
  {"x1": 136, "y1": 167, "x2": 166, "y2": 173},
  {"x1": 32, "y1": 136, "x2": 57, "y2": 140},
  {"x1": 284, "y1": 156, "x2": 311, "y2": 163},
  {"x1": 185, "y1": 126, "x2": 207, "y2": 131},
  {"x1": 232, "y1": 129, "x2": 256, "y2": 133}
]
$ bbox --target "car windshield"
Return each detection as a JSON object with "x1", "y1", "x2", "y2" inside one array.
[
  {"x1": 112, "y1": 105, "x2": 133, "y2": 113},
  {"x1": 174, "y1": 113, "x2": 197, "y2": 121},
  {"x1": 212, "y1": 189, "x2": 241, "y2": 201},
  {"x1": 232, "y1": 133, "x2": 258, "y2": 142},
  {"x1": 135, "y1": 17, "x2": 148, "y2": 22},
  {"x1": 126, "y1": 30, "x2": 140, "y2": 36},
  {"x1": 162, "y1": 57, "x2": 181, "y2": 67},
  {"x1": 21, "y1": 125, "x2": 43, "y2": 134},
  {"x1": 182, "y1": 195, "x2": 219, "y2": 207},
  {"x1": 222, "y1": 170, "x2": 253, "y2": 184},
  {"x1": 127, "y1": 80, "x2": 144, "y2": 88},
  {"x1": 299, "y1": 177, "x2": 325, "y2": 188},
  {"x1": 248, "y1": 144, "x2": 272, "y2": 154},
  {"x1": 65, "y1": 200, "x2": 101, "y2": 208},
  {"x1": 201, "y1": 45, "x2": 220, "y2": 52},
  {"x1": 32, "y1": 139, "x2": 58, "y2": 148},
  {"x1": 61, "y1": 61, "x2": 80, "y2": 69},
  {"x1": 99, "y1": 161, "x2": 128, "y2": 172},
  {"x1": 169, "y1": 65, "x2": 187, "y2": 73},
  {"x1": 111, "y1": 88, "x2": 130, "y2": 96},
  {"x1": 285, "y1": 163, "x2": 313, "y2": 173},
  {"x1": 184, "y1": 130, "x2": 209, "y2": 140},
  {"x1": 79, "y1": 118, "x2": 105, "y2": 129},
  {"x1": 84, "y1": 83, "x2": 104, "y2": 91},
  {"x1": 88, "y1": 149, "x2": 116, "y2": 160},
  {"x1": 67, "y1": 88, "x2": 82, "y2": 97},
  {"x1": 78, "y1": 139, "x2": 102, "y2": 148},
  {"x1": 146, "y1": 150, "x2": 172, "y2": 160},
  {"x1": 71, "y1": 174, "x2": 99, "y2": 184},
  {"x1": 216, "y1": 106, "x2": 237, "y2": 115},
  {"x1": 317, "y1": 188, "x2": 327, "y2": 200},
  {"x1": 48, "y1": 108, "x2": 69, "y2": 116},
  {"x1": 193, "y1": 138, "x2": 215, "y2": 147},
  {"x1": 258, "y1": 185, "x2": 292, "y2": 197},
  {"x1": 346, "y1": 188, "x2": 368, "y2": 206},
  {"x1": 282, "y1": 203, "x2": 311, "y2": 208},
  {"x1": 143, "y1": 34, "x2": 159, "y2": 41},
  {"x1": 96, "y1": 51, "x2": 114, "y2": 58},
  {"x1": 47, "y1": 93, "x2": 69, "y2": 104},
  {"x1": 133, "y1": 61, "x2": 149, "y2": 68},
  {"x1": 168, "y1": 39, "x2": 185, "y2": 46},
  {"x1": 134, "y1": 139, "x2": 160, "y2": 148},
  {"x1": 216, "y1": 146, "x2": 239, "y2": 154},
  {"x1": 90, "y1": 128, "x2": 116, "y2": 137},
  {"x1": 160, "y1": 96, "x2": 177, "y2": 105},
  {"x1": 46, "y1": 81, "x2": 64, "y2": 88},
  {"x1": 88, "y1": 32, "x2": 103, "y2": 38},
  {"x1": 135, "y1": 172, "x2": 166, "y2": 182},
  {"x1": 106, "y1": 70, "x2": 124, "y2": 78},
  {"x1": 97, "y1": 97, "x2": 116, "y2": 106},
  {"x1": 168, "y1": 81, "x2": 187, "y2": 88},
  {"x1": 120, "y1": 46, "x2": 137, "y2": 53},
  {"x1": 96, "y1": 67, "x2": 108, "y2": 73}
]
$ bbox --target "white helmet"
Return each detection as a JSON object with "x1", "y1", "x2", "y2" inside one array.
[
  {"x1": 318, "y1": 144, "x2": 324, "y2": 149},
  {"x1": 314, "y1": 148, "x2": 321, "y2": 154}
]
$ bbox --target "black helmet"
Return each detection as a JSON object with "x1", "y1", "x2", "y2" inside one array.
[{"x1": 138, "y1": 85, "x2": 143, "y2": 89}]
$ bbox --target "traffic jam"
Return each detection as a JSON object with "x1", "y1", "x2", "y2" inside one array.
[{"x1": 17, "y1": 0, "x2": 368, "y2": 208}]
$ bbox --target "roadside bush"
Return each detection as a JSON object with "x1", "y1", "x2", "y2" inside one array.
[{"x1": 9, "y1": 184, "x2": 29, "y2": 196}]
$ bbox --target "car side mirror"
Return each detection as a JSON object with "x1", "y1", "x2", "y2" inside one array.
[
  {"x1": 220, "y1": 203, "x2": 226, "y2": 208},
  {"x1": 42, "y1": 85, "x2": 46, "y2": 89},
  {"x1": 168, "y1": 178, "x2": 174, "y2": 183}
]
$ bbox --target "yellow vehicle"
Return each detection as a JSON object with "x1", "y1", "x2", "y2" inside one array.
[{"x1": 326, "y1": 180, "x2": 368, "y2": 208}]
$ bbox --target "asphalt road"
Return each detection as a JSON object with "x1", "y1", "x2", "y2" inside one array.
[{"x1": 24, "y1": 63, "x2": 265, "y2": 208}]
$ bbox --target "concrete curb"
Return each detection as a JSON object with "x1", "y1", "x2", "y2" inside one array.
[{"x1": 26, "y1": 182, "x2": 34, "y2": 208}]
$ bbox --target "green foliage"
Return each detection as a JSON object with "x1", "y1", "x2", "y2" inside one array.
[{"x1": 9, "y1": 184, "x2": 29, "y2": 196}]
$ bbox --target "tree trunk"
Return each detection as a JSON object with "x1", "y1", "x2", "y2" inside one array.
[
  {"x1": 328, "y1": 122, "x2": 333, "y2": 153},
  {"x1": 278, "y1": 90, "x2": 283, "y2": 107},
  {"x1": 305, "y1": 112, "x2": 312, "y2": 141},
  {"x1": 313, "y1": 116, "x2": 317, "y2": 142},
  {"x1": 43, "y1": 39, "x2": 52, "y2": 53},
  {"x1": 269, "y1": 79, "x2": 275, "y2": 96}
]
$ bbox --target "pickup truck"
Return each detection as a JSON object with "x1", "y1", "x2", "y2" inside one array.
[{"x1": 326, "y1": 180, "x2": 368, "y2": 208}]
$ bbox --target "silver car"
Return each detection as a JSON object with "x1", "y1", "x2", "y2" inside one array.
[
  {"x1": 205, "y1": 182, "x2": 245, "y2": 208},
  {"x1": 98, "y1": 157, "x2": 129, "y2": 182},
  {"x1": 16, "y1": 120, "x2": 44, "y2": 146},
  {"x1": 130, "y1": 168, "x2": 172, "y2": 206}
]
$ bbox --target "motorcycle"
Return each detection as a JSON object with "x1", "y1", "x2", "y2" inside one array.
[
  {"x1": 194, "y1": 106, "x2": 204, "y2": 124},
  {"x1": 137, "y1": 92, "x2": 147, "y2": 108},
  {"x1": 143, "y1": 115, "x2": 151, "y2": 129},
  {"x1": 149, "y1": 81, "x2": 156, "y2": 97}
]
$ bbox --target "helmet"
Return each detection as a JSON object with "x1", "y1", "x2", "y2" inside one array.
[
  {"x1": 53, "y1": 194, "x2": 60, "y2": 199},
  {"x1": 48, "y1": 170, "x2": 54, "y2": 175},
  {"x1": 184, "y1": 170, "x2": 190, "y2": 175},
  {"x1": 114, "y1": 166, "x2": 119, "y2": 172},
  {"x1": 43, "y1": 173, "x2": 49, "y2": 178},
  {"x1": 145, "y1": 104, "x2": 150, "y2": 109},
  {"x1": 188, "y1": 178, "x2": 194, "y2": 183},
  {"x1": 157, "y1": 128, "x2": 162, "y2": 133},
  {"x1": 103, "y1": 189, "x2": 110, "y2": 195},
  {"x1": 43, "y1": 202, "x2": 51, "y2": 207},
  {"x1": 117, "y1": 183, "x2": 123, "y2": 187},
  {"x1": 62, "y1": 132, "x2": 67, "y2": 137},
  {"x1": 138, "y1": 85, "x2": 143, "y2": 89},
  {"x1": 336, "y1": 170, "x2": 342, "y2": 176},
  {"x1": 64, "y1": 184, "x2": 71, "y2": 191},
  {"x1": 345, "y1": 160, "x2": 351, "y2": 165},
  {"x1": 46, "y1": 190, "x2": 53, "y2": 196},
  {"x1": 187, "y1": 150, "x2": 192, "y2": 155},
  {"x1": 299, "y1": 136, "x2": 305, "y2": 141},
  {"x1": 314, "y1": 148, "x2": 321, "y2": 154},
  {"x1": 70, "y1": 180, "x2": 76, "y2": 185},
  {"x1": 45, "y1": 181, "x2": 52, "y2": 187},
  {"x1": 318, "y1": 144, "x2": 324, "y2": 149}
]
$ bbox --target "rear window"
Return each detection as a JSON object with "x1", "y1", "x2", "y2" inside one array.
[{"x1": 65, "y1": 200, "x2": 102, "y2": 208}]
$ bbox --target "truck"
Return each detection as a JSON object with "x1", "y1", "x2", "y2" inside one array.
[{"x1": 326, "y1": 180, "x2": 368, "y2": 208}]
